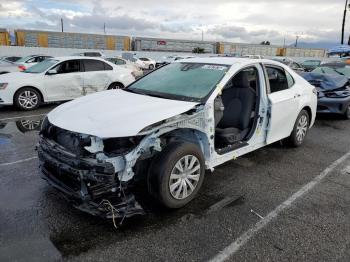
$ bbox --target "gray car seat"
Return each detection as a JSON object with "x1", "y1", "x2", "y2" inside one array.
[{"x1": 216, "y1": 71, "x2": 256, "y2": 144}]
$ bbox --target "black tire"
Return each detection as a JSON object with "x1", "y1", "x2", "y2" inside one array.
[
  {"x1": 149, "y1": 64, "x2": 154, "y2": 70},
  {"x1": 286, "y1": 109, "x2": 310, "y2": 147},
  {"x1": 148, "y1": 141, "x2": 205, "y2": 209},
  {"x1": 344, "y1": 104, "x2": 350, "y2": 120},
  {"x1": 108, "y1": 82, "x2": 124, "y2": 90},
  {"x1": 14, "y1": 87, "x2": 41, "y2": 111}
]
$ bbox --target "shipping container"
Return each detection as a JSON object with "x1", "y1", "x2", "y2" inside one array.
[
  {"x1": 0, "y1": 29, "x2": 10, "y2": 46},
  {"x1": 217, "y1": 42, "x2": 279, "y2": 57},
  {"x1": 133, "y1": 37, "x2": 216, "y2": 53},
  {"x1": 15, "y1": 30, "x2": 131, "y2": 51}
]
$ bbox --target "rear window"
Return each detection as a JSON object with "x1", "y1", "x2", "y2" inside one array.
[{"x1": 83, "y1": 60, "x2": 112, "y2": 71}]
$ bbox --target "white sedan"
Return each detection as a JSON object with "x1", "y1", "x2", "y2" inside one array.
[
  {"x1": 0, "y1": 57, "x2": 135, "y2": 110},
  {"x1": 135, "y1": 57, "x2": 156, "y2": 70},
  {"x1": 37, "y1": 57, "x2": 317, "y2": 218}
]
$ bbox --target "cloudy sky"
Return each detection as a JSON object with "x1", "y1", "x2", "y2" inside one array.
[{"x1": 0, "y1": 0, "x2": 347, "y2": 46}]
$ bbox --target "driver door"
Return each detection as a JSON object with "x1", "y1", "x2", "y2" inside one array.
[{"x1": 44, "y1": 59, "x2": 84, "y2": 101}]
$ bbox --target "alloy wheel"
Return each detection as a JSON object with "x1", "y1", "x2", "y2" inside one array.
[
  {"x1": 169, "y1": 155, "x2": 201, "y2": 200},
  {"x1": 18, "y1": 90, "x2": 38, "y2": 110},
  {"x1": 296, "y1": 115, "x2": 308, "y2": 143}
]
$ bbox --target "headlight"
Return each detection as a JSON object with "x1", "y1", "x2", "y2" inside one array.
[{"x1": 0, "y1": 83, "x2": 8, "y2": 89}]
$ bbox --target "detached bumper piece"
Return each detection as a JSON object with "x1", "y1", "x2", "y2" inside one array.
[{"x1": 38, "y1": 138, "x2": 145, "y2": 219}]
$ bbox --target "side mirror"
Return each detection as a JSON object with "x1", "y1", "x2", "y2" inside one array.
[{"x1": 47, "y1": 69, "x2": 57, "y2": 75}]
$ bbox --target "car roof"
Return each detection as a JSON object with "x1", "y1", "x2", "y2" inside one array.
[
  {"x1": 176, "y1": 57, "x2": 282, "y2": 67},
  {"x1": 51, "y1": 56, "x2": 108, "y2": 62}
]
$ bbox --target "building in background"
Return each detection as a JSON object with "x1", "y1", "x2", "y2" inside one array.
[
  {"x1": 15, "y1": 30, "x2": 131, "y2": 51},
  {"x1": 0, "y1": 29, "x2": 10, "y2": 46},
  {"x1": 133, "y1": 37, "x2": 216, "y2": 53}
]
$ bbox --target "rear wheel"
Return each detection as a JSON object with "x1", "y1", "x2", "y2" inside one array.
[
  {"x1": 286, "y1": 110, "x2": 310, "y2": 147},
  {"x1": 14, "y1": 87, "x2": 41, "y2": 111},
  {"x1": 108, "y1": 82, "x2": 124, "y2": 90},
  {"x1": 344, "y1": 104, "x2": 350, "y2": 120},
  {"x1": 148, "y1": 142, "x2": 205, "y2": 208}
]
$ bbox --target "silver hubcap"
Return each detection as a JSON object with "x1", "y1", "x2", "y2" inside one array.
[
  {"x1": 296, "y1": 115, "x2": 308, "y2": 143},
  {"x1": 169, "y1": 155, "x2": 201, "y2": 200},
  {"x1": 18, "y1": 90, "x2": 38, "y2": 109},
  {"x1": 347, "y1": 105, "x2": 350, "y2": 118}
]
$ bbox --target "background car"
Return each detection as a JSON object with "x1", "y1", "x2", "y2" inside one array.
[
  {"x1": 0, "y1": 56, "x2": 22, "y2": 63},
  {"x1": 301, "y1": 59, "x2": 321, "y2": 72},
  {"x1": 72, "y1": 51, "x2": 104, "y2": 57},
  {"x1": 242, "y1": 55, "x2": 264, "y2": 59},
  {"x1": 302, "y1": 72, "x2": 350, "y2": 119},
  {"x1": 273, "y1": 57, "x2": 305, "y2": 72},
  {"x1": 15, "y1": 55, "x2": 53, "y2": 71},
  {"x1": 105, "y1": 57, "x2": 143, "y2": 78},
  {"x1": 0, "y1": 57, "x2": 135, "y2": 110},
  {"x1": 156, "y1": 55, "x2": 196, "y2": 68},
  {"x1": 135, "y1": 57, "x2": 156, "y2": 70}
]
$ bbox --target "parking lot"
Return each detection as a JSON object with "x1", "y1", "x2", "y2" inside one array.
[{"x1": 0, "y1": 103, "x2": 349, "y2": 262}]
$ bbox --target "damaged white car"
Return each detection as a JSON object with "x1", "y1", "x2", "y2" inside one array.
[
  {"x1": 37, "y1": 57, "x2": 317, "y2": 219},
  {"x1": 0, "y1": 57, "x2": 135, "y2": 110}
]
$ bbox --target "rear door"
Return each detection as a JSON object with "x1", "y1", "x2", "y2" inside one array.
[
  {"x1": 81, "y1": 59, "x2": 112, "y2": 95},
  {"x1": 44, "y1": 59, "x2": 84, "y2": 100},
  {"x1": 264, "y1": 65, "x2": 301, "y2": 144}
]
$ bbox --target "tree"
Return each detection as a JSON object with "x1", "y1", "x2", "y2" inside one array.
[{"x1": 192, "y1": 47, "x2": 205, "y2": 53}]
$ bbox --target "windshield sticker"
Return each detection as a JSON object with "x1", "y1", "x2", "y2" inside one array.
[{"x1": 202, "y1": 65, "x2": 227, "y2": 71}]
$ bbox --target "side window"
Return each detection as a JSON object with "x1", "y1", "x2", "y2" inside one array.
[
  {"x1": 83, "y1": 60, "x2": 105, "y2": 71},
  {"x1": 266, "y1": 66, "x2": 289, "y2": 93},
  {"x1": 286, "y1": 71, "x2": 295, "y2": 88},
  {"x1": 55, "y1": 60, "x2": 80, "y2": 74},
  {"x1": 104, "y1": 62, "x2": 113, "y2": 70}
]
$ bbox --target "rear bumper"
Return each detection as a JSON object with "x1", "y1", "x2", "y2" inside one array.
[
  {"x1": 37, "y1": 137, "x2": 144, "y2": 218},
  {"x1": 317, "y1": 96, "x2": 350, "y2": 115}
]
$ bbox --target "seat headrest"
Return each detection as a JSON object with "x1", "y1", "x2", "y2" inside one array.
[{"x1": 233, "y1": 71, "x2": 250, "y2": 89}]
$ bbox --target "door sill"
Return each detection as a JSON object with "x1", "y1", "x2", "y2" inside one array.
[{"x1": 215, "y1": 141, "x2": 248, "y2": 155}]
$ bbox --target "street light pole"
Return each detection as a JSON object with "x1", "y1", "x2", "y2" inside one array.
[{"x1": 341, "y1": 0, "x2": 349, "y2": 45}]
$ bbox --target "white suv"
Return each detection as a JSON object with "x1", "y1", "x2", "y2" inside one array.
[
  {"x1": 0, "y1": 57, "x2": 135, "y2": 110},
  {"x1": 38, "y1": 57, "x2": 317, "y2": 218}
]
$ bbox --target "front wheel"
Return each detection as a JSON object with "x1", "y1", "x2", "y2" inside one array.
[
  {"x1": 286, "y1": 110, "x2": 310, "y2": 147},
  {"x1": 149, "y1": 64, "x2": 154, "y2": 70},
  {"x1": 344, "y1": 104, "x2": 350, "y2": 120},
  {"x1": 148, "y1": 142, "x2": 205, "y2": 209},
  {"x1": 14, "y1": 87, "x2": 41, "y2": 111}
]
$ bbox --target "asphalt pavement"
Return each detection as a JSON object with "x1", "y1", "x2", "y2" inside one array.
[{"x1": 0, "y1": 104, "x2": 350, "y2": 262}]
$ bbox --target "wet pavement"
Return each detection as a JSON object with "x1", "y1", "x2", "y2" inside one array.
[{"x1": 1, "y1": 104, "x2": 350, "y2": 262}]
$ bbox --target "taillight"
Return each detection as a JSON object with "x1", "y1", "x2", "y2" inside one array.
[{"x1": 18, "y1": 65, "x2": 26, "y2": 71}]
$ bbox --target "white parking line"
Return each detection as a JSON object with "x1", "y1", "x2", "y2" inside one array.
[
  {"x1": 0, "y1": 156, "x2": 38, "y2": 167},
  {"x1": 0, "y1": 113, "x2": 46, "y2": 122},
  {"x1": 209, "y1": 150, "x2": 350, "y2": 262}
]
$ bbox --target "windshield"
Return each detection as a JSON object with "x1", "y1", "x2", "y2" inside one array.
[
  {"x1": 24, "y1": 59, "x2": 59, "y2": 73},
  {"x1": 127, "y1": 62, "x2": 229, "y2": 102}
]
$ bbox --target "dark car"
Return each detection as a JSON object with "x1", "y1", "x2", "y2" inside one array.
[
  {"x1": 312, "y1": 66, "x2": 350, "y2": 79},
  {"x1": 301, "y1": 60, "x2": 321, "y2": 72},
  {"x1": 301, "y1": 72, "x2": 350, "y2": 119}
]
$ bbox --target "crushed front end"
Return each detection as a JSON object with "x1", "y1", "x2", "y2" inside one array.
[{"x1": 37, "y1": 118, "x2": 145, "y2": 219}]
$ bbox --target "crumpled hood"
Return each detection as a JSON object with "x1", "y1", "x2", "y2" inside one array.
[{"x1": 48, "y1": 89, "x2": 199, "y2": 138}]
